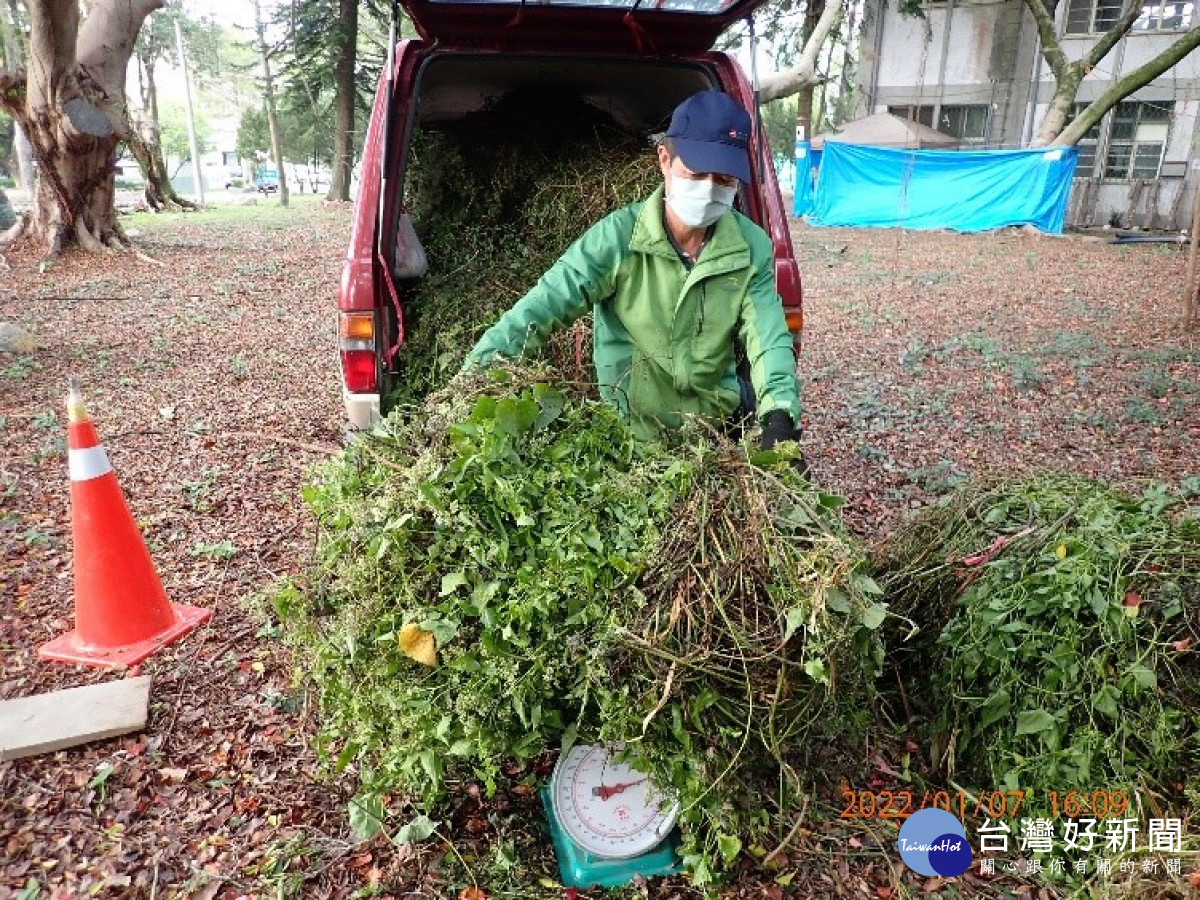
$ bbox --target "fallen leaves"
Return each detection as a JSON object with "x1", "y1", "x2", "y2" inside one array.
[{"x1": 2, "y1": 207, "x2": 1196, "y2": 899}]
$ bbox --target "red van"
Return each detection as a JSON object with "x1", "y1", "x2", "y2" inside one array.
[{"x1": 337, "y1": 0, "x2": 803, "y2": 428}]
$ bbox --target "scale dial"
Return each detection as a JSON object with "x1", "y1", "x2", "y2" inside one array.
[{"x1": 550, "y1": 744, "x2": 678, "y2": 860}]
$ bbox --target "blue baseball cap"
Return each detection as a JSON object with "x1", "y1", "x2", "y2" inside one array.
[{"x1": 665, "y1": 91, "x2": 753, "y2": 184}]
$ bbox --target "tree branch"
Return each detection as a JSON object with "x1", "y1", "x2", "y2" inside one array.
[
  {"x1": 1054, "y1": 26, "x2": 1200, "y2": 145},
  {"x1": 1021, "y1": 0, "x2": 1073, "y2": 82},
  {"x1": 758, "y1": 0, "x2": 843, "y2": 104},
  {"x1": 1083, "y1": 0, "x2": 1143, "y2": 71}
]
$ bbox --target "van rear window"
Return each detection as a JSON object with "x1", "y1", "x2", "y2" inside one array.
[{"x1": 428, "y1": 0, "x2": 735, "y2": 12}]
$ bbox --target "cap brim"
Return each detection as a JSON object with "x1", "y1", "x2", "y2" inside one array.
[{"x1": 672, "y1": 137, "x2": 751, "y2": 184}]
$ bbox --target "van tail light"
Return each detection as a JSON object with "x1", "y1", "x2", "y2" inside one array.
[
  {"x1": 340, "y1": 312, "x2": 377, "y2": 393},
  {"x1": 784, "y1": 309, "x2": 804, "y2": 334}
]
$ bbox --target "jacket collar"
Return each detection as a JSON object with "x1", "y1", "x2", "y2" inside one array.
[{"x1": 631, "y1": 184, "x2": 750, "y2": 268}]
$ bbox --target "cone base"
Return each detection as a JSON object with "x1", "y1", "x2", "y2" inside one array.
[{"x1": 39, "y1": 603, "x2": 213, "y2": 669}]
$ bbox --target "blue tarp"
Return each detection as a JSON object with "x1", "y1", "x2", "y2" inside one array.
[
  {"x1": 792, "y1": 141, "x2": 814, "y2": 217},
  {"x1": 808, "y1": 143, "x2": 1078, "y2": 233}
]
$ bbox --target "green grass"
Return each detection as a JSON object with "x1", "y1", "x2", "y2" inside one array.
[{"x1": 125, "y1": 192, "x2": 329, "y2": 233}]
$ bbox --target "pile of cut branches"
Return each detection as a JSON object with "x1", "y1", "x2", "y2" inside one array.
[
  {"x1": 274, "y1": 367, "x2": 885, "y2": 882},
  {"x1": 877, "y1": 473, "x2": 1200, "y2": 812},
  {"x1": 392, "y1": 92, "x2": 661, "y2": 404}
]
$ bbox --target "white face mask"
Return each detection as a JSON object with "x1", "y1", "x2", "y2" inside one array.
[{"x1": 665, "y1": 175, "x2": 738, "y2": 229}]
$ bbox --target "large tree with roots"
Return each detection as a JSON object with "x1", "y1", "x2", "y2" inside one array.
[{"x1": 0, "y1": 0, "x2": 161, "y2": 256}]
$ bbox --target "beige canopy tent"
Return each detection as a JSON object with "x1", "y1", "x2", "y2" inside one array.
[{"x1": 810, "y1": 112, "x2": 960, "y2": 150}]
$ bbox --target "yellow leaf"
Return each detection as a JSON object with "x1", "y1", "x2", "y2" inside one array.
[
  {"x1": 399, "y1": 623, "x2": 437, "y2": 666},
  {"x1": 1055, "y1": 544, "x2": 1067, "y2": 559}
]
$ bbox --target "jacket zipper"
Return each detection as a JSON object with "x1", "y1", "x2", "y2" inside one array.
[{"x1": 697, "y1": 283, "x2": 706, "y2": 335}]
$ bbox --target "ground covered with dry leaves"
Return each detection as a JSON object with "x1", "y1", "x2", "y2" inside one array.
[{"x1": 1, "y1": 200, "x2": 1197, "y2": 899}]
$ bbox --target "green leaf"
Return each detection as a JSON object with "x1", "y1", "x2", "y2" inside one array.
[
  {"x1": 1128, "y1": 664, "x2": 1157, "y2": 691},
  {"x1": 803, "y1": 659, "x2": 828, "y2": 684},
  {"x1": 852, "y1": 574, "x2": 883, "y2": 596},
  {"x1": 396, "y1": 814, "x2": 438, "y2": 845},
  {"x1": 1092, "y1": 685, "x2": 1119, "y2": 719},
  {"x1": 420, "y1": 614, "x2": 459, "y2": 646},
  {"x1": 783, "y1": 606, "x2": 807, "y2": 643},
  {"x1": 88, "y1": 762, "x2": 115, "y2": 790},
  {"x1": 439, "y1": 572, "x2": 468, "y2": 596},
  {"x1": 418, "y1": 749, "x2": 439, "y2": 784},
  {"x1": 532, "y1": 384, "x2": 566, "y2": 429},
  {"x1": 860, "y1": 603, "x2": 887, "y2": 630},
  {"x1": 348, "y1": 792, "x2": 384, "y2": 843},
  {"x1": 717, "y1": 833, "x2": 742, "y2": 865},
  {"x1": 495, "y1": 397, "x2": 539, "y2": 435},
  {"x1": 980, "y1": 689, "x2": 1011, "y2": 730},
  {"x1": 1015, "y1": 709, "x2": 1056, "y2": 736},
  {"x1": 470, "y1": 394, "x2": 498, "y2": 421},
  {"x1": 689, "y1": 688, "x2": 720, "y2": 728},
  {"x1": 560, "y1": 721, "x2": 579, "y2": 755},
  {"x1": 824, "y1": 589, "x2": 850, "y2": 614}
]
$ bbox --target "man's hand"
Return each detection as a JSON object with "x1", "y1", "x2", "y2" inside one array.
[
  {"x1": 759, "y1": 410, "x2": 801, "y2": 449},
  {"x1": 759, "y1": 410, "x2": 810, "y2": 478}
]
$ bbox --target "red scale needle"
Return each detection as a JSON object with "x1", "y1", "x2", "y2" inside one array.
[{"x1": 593, "y1": 779, "x2": 646, "y2": 801}]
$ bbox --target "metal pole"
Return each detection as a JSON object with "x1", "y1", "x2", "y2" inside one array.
[
  {"x1": 1185, "y1": 167, "x2": 1200, "y2": 328},
  {"x1": 174, "y1": 18, "x2": 205, "y2": 207}
]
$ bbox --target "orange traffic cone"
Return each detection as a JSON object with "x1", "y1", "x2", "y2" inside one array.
[{"x1": 39, "y1": 378, "x2": 212, "y2": 668}]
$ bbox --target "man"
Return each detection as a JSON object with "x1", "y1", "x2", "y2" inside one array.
[{"x1": 464, "y1": 90, "x2": 803, "y2": 456}]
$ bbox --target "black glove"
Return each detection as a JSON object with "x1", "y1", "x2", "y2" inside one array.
[
  {"x1": 759, "y1": 410, "x2": 810, "y2": 478},
  {"x1": 759, "y1": 410, "x2": 802, "y2": 450}
]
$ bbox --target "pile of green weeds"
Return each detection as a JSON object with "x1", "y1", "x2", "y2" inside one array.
[
  {"x1": 878, "y1": 473, "x2": 1200, "y2": 812},
  {"x1": 391, "y1": 92, "x2": 661, "y2": 405},
  {"x1": 274, "y1": 367, "x2": 885, "y2": 883}
]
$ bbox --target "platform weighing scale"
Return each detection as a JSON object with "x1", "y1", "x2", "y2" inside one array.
[{"x1": 542, "y1": 743, "x2": 681, "y2": 888}]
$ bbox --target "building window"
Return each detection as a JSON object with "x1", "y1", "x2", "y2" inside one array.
[
  {"x1": 1068, "y1": 0, "x2": 1193, "y2": 31},
  {"x1": 1133, "y1": 0, "x2": 1194, "y2": 28},
  {"x1": 1065, "y1": 0, "x2": 1127, "y2": 33},
  {"x1": 888, "y1": 105, "x2": 935, "y2": 128},
  {"x1": 1068, "y1": 104, "x2": 1102, "y2": 177},
  {"x1": 1104, "y1": 101, "x2": 1171, "y2": 178},
  {"x1": 938, "y1": 105, "x2": 990, "y2": 144},
  {"x1": 886, "y1": 105, "x2": 989, "y2": 143}
]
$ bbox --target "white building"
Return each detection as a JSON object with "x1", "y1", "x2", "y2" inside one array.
[{"x1": 856, "y1": 0, "x2": 1200, "y2": 228}]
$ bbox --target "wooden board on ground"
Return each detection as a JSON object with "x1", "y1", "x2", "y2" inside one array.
[{"x1": 0, "y1": 676, "x2": 152, "y2": 761}]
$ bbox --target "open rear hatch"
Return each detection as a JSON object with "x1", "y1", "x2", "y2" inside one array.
[{"x1": 400, "y1": 0, "x2": 768, "y2": 56}]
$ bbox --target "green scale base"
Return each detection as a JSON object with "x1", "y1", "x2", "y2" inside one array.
[{"x1": 540, "y1": 786, "x2": 681, "y2": 889}]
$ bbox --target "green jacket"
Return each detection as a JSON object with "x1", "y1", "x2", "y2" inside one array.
[{"x1": 464, "y1": 185, "x2": 801, "y2": 438}]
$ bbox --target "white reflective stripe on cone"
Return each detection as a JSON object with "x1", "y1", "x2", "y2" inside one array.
[{"x1": 69, "y1": 445, "x2": 113, "y2": 481}]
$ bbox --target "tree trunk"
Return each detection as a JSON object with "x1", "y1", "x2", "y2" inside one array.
[
  {"x1": 793, "y1": 0, "x2": 825, "y2": 140},
  {"x1": 1032, "y1": 71, "x2": 1083, "y2": 146},
  {"x1": 0, "y1": 0, "x2": 34, "y2": 192},
  {"x1": 326, "y1": 0, "x2": 357, "y2": 202},
  {"x1": 0, "y1": 0, "x2": 164, "y2": 255},
  {"x1": 127, "y1": 114, "x2": 197, "y2": 212},
  {"x1": 758, "y1": 0, "x2": 843, "y2": 104},
  {"x1": 1021, "y1": 0, "x2": 1195, "y2": 146},
  {"x1": 255, "y1": 0, "x2": 288, "y2": 207},
  {"x1": 1052, "y1": 27, "x2": 1200, "y2": 146},
  {"x1": 128, "y1": 52, "x2": 194, "y2": 212},
  {"x1": 13, "y1": 123, "x2": 34, "y2": 192}
]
